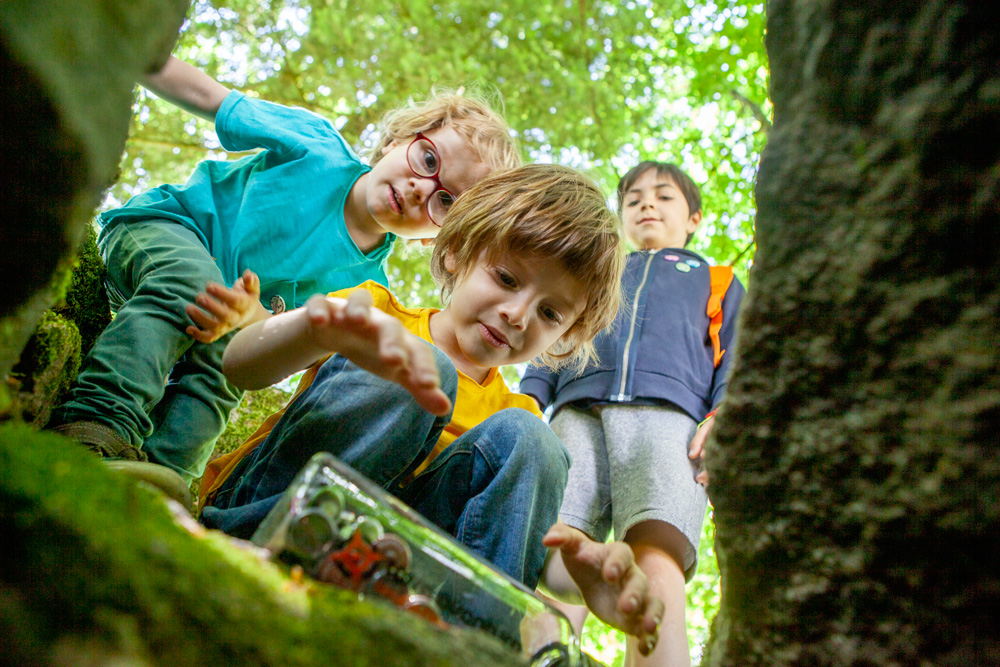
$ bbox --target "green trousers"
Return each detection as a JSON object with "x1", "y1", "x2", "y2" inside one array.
[{"x1": 51, "y1": 220, "x2": 243, "y2": 481}]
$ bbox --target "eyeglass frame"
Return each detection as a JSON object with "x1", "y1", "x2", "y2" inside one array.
[{"x1": 405, "y1": 132, "x2": 456, "y2": 226}]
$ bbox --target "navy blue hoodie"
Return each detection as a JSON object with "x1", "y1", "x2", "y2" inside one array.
[{"x1": 520, "y1": 248, "x2": 745, "y2": 421}]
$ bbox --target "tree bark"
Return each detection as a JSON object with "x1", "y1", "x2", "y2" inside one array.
[{"x1": 704, "y1": 1, "x2": 999, "y2": 665}]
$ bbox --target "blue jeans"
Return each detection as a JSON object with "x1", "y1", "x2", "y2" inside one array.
[
  {"x1": 201, "y1": 348, "x2": 569, "y2": 588},
  {"x1": 50, "y1": 220, "x2": 243, "y2": 481}
]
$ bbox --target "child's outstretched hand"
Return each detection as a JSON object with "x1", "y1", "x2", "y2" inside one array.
[
  {"x1": 688, "y1": 415, "x2": 714, "y2": 487},
  {"x1": 186, "y1": 269, "x2": 266, "y2": 343},
  {"x1": 542, "y1": 523, "x2": 664, "y2": 656},
  {"x1": 304, "y1": 290, "x2": 452, "y2": 417}
]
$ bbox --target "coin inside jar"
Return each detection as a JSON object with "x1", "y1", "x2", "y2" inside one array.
[{"x1": 287, "y1": 509, "x2": 337, "y2": 559}]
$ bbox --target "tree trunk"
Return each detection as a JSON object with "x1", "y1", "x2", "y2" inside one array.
[{"x1": 704, "y1": 1, "x2": 999, "y2": 665}]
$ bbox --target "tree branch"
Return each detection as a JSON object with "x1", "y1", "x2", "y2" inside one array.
[
  {"x1": 728, "y1": 236, "x2": 756, "y2": 267},
  {"x1": 730, "y1": 89, "x2": 771, "y2": 131}
]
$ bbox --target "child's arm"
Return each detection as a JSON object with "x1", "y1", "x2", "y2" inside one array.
[
  {"x1": 142, "y1": 55, "x2": 230, "y2": 122},
  {"x1": 691, "y1": 275, "x2": 747, "y2": 487},
  {"x1": 519, "y1": 365, "x2": 559, "y2": 410},
  {"x1": 540, "y1": 523, "x2": 663, "y2": 656},
  {"x1": 223, "y1": 289, "x2": 452, "y2": 416},
  {"x1": 185, "y1": 269, "x2": 270, "y2": 343}
]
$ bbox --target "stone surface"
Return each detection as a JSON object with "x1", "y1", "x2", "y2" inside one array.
[
  {"x1": 0, "y1": 0, "x2": 184, "y2": 378},
  {"x1": 9, "y1": 311, "x2": 80, "y2": 425}
]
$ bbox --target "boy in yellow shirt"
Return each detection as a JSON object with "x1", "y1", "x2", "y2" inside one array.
[{"x1": 198, "y1": 164, "x2": 661, "y2": 652}]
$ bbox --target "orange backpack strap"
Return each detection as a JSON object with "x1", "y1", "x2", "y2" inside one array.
[{"x1": 707, "y1": 266, "x2": 735, "y2": 368}]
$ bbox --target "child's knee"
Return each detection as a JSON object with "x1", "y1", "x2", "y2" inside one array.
[{"x1": 491, "y1": 408, "x2": 571, "y2": 483}]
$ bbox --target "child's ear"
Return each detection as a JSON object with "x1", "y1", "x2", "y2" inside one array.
[
  {"x1": 382, "y1": 138, "x2": 401, "y2": 156},
  {"x1": 444, "y1": 251, "x2": 457, "y2": 273},
  {"x1": 686, "y1": 210, "x2": 703, "y2": 235}
]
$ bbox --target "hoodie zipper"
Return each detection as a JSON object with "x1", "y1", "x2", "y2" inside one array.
[{"x1": 615, "y1": 250, "x2": 656, "y2": 401}]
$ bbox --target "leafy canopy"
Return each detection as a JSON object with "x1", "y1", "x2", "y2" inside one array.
[{"x1": 112, "y1": 0, "x2": 767, "y2": 306}]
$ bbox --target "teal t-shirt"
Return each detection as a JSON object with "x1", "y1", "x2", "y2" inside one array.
[{"x1": 99, "y1": 90, "x2": 396, "y2": 310}]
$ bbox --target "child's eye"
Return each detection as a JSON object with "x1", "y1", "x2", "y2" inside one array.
[
  {"x1": 540, "y1": 306, "x2": 562, "y2": 323},
  {"x1": 626, "y1": 199, "x2": 639, "y2": 207},
  {"x1": 422, "y1": 149, "x2": 440, "y2": 173},
  {"x1": 437, "y1": 191, "x2": 456, "y2": 209},
  {"x1": 495, "y1": 269, "x2": 517, "y2": 287}
]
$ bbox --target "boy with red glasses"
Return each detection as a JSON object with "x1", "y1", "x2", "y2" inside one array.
[{"x1": 49, "y1": 55, "x2": 520, "y2": 491}]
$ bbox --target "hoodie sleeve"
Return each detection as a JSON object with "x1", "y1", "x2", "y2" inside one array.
[{"x1": 519, "y1": 363, "x2": 560, "y2": 409}]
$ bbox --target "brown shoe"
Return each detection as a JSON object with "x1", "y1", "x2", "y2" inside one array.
[
  {"x1": 48, "y1": 420, "x2": 147, "y2": 461},
  {"x1": 48, "y1": 421, "x2": 192, "y2": 510}
]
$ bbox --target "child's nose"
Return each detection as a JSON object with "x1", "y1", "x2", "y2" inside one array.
[
  {"x1": 410, "y1": 175, "x2": 437, "y2": 202},
  {"x1": 499, "y1": 299, "x2": 528, "y2": 329}
]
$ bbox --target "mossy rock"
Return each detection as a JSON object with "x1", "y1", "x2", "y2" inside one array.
[
  {"x1": 53, "y1": 222, "x2": 112, "y2": 359},
  {"x1": 8, "y1": 311, "x2": 81, "y2": 426},
  {"x1": 0, "y1": 424, "x2": 525, "y2": 666},
  {"x1": 0, "y1": 0, "x2": 186, "y2": 378},
  {"x1": 3, "y1": 224, "x2": 111, "y2": 426}
]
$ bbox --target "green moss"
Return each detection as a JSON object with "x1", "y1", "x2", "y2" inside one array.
[
  {"x1": 4, "y1": 225, "x2": 108, "y2": 425},
  {"x1": 54, "y1": 223, "x2": 111, "y2": 358},
  {"x1": 0, "y1": 424, "x2": 525, "y2": 666},
  {"x1": 11, "y1": 312, "x2": 80, "y2": 391},
  {"x1": 7, "y1": 312, "x2": 80, "y2": 424}
]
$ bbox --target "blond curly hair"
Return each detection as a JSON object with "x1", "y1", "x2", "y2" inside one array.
[{"x1": 368, "y1": 87, "x2": 521, "y2": 174}]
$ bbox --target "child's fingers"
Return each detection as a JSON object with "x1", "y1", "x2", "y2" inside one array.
[
  {"x1": 689, "y1": 416, "x2": 714, "y2": 459},
  {"x1": 206, "y1": 282, "x2": 250, "y2": 309},
  {"x1": 305, "y1": 294, "x2": 334, "y2": 324},
  {"x1": 643, "y1": 598, "x2": 665, "y2": 636},
  {"x1": 410, "y1": 386, "x2": 452, "y2": 416},
  {"x1": 612, "y1": 565, "x2": 661, "y2": 655},
  {"x1": 195, "y1": 293, "x2": 236, "y2": 321},
  {"x1": 406, "y1": 342, "x2": 441, "y2": 386},
  {"x1": 242, "y1": 269, "x2": 260, "y2": 294},
  {"x1": 635, "y1": 598, "x2": 664, "y2": 656},
  {"x1": 344, "y1": 289, "x2": 374, "y2": 324},
  {"x1": 205, "y1": 283, "x2": 240, "y2": 307},
  {"x1": 614, "y1": 563, "x2": 648, "y2": 615},
  {"x1": 185, "y1": 324, "x2": 213, "y2": 343},
  {"x1": 401, "y1": 340, "x2": 451, "y2": 416},
  {"x1": 543, "y1": 523, "x2": 586, "y2": 554},
  {"x1": 378, "y1": 321, "x2": 408, "y2": 366},
  {"x1": 601, "y1": 542, "x2": 637, "y2": 584},
  {"x1": 185, "y1": 302, "x2": 223, "y2": 331},
  {"x1": 688, "y1": 431, "x2": 706, "y2": 459},
  {"x1": 541, "y1": 522, "x2": 573, "y2": 549}
]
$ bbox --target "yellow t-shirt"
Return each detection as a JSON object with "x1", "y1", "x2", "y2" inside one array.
[{"x1": 201, "y1": 281, "x2": 542, "y2": 506}]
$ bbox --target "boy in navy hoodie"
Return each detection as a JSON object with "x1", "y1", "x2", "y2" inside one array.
[{"x1": 522, "y1": 162, "x2": 745, "y2": 667}]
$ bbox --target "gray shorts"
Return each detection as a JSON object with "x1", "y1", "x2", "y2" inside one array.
[{"x1": 550, "y1": 403, "x2": 707, "y2": 579}]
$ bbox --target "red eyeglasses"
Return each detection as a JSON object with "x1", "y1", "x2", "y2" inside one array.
[{"x1": 406, "y1": 132, "x2": 457, "y2": 226}]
